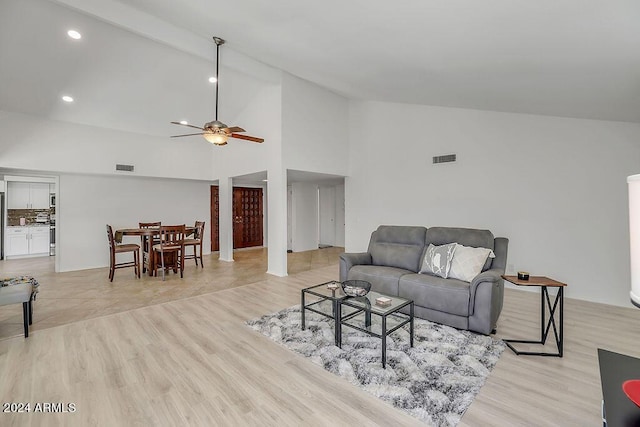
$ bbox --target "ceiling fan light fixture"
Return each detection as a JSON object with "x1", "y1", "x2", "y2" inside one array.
[{"x1": 203, "y1": 130, "x2": 228, "y2": 145}]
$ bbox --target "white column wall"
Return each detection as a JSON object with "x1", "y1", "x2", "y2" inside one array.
[
  {"x1": 267, "y1": 166, "x2": 287, "y2": 276},
  {"x1": 347, "y1": 100, "x2": 640, "y2": 307},
  {"x1": 218, "y1": 177, "x2": 234, "y2": 262}
]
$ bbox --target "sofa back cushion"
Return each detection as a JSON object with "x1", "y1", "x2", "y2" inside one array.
[
  {"x1": 368, "y1": 225, "x2": 427, "y2": 272},
  {"x1": 426, "y1": 227, "x2": 495, "y2": 270}
]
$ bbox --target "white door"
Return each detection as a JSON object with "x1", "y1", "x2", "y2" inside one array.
[
  {"x1": 318, "y1": 186, "x2": 336, "y2": 247},
  {"x1": 335, "y1": 183, "x2": 345, "y2": 247}
]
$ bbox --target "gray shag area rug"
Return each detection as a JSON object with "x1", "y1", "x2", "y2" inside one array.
[{"x1": 246, "y1": 303, "x2": 505, "y2": 426}]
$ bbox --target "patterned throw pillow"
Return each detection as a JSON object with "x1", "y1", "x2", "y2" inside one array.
[
  {"x1": 419, "y1": 243, "x2": 457, "y2": 278},
  {"x1": 448, "y1": 244, "x2": 496, "y2": 283}
]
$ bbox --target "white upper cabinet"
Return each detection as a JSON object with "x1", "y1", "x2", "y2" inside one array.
[
  {"x1": 8, "y1": 182, "x2": 51, "y2": 209},
  {"x1": 30, "y1": 183, "x2": 50, "y2": 209},
  {"x1": 8, "y1": 182, "x2": 30, "y2": 209}
]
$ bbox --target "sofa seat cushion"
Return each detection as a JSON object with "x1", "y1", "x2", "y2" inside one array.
[
  {"x1": 398, "y1": 274, "x2": 471, "y2": 316},
  {"x1": 348, "y1": 265, "x2": 412, "y2": 296}
]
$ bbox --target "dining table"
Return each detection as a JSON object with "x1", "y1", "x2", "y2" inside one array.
[{"x1": 115, "y1": 226, "x2": 195, "y2": 276}]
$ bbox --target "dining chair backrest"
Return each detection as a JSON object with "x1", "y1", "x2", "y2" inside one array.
[
  {"x1": 194, "y1": 221, "x2": 205, "y2": 240},
  {"x1": 159, "y1": 225, "x2": 186, "y2": 247},
  {"x1": 106, "y1": 224, "x2": 115, "y2": 250},
  {"x1": 139, "y1": 221, "x2": 161, "y2": 248}
]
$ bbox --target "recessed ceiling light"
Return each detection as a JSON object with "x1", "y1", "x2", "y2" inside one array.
[
  {"x1": 208, "y1": 76, "x2": 217, "y2": 83},
  {"x1": 67, "y1": 30, "x2": 82, "y2": 40},
  {"x1": 179, "y1": 120, "x2": 188, "y2": 125},
  {"x1": 62, "y1": 95, "x2": 74, "y2": 103}
]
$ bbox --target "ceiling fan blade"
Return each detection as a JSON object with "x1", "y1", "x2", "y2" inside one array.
[
  {"x1": 171, "y1": 133, "x2": 205, "y2": 138},
  {"x1": 170, "y1": 121, "x2": 204, "y2": 130},
  {"x1": 230, "y1": 133, "x2": 264, "y2": 143},
  {"x1": 226, "y1": 126, "x2": 245, "y2": 133}
]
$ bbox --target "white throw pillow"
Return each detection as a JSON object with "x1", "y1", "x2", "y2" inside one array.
[
  {"x1": 448, "y1": 244, "x2": 496, "y2": 283},
  {"x1": 419, "y1": 243, "x2": 457, "y2": 278}
]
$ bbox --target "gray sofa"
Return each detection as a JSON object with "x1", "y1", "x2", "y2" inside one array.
[{"x1": 339, "y1": 226, "x2": 508, "y2": 335}]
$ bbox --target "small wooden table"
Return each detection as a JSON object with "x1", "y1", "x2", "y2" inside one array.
[{"x1": 502, "y1": 275, "x2": 566, "y2": 357}]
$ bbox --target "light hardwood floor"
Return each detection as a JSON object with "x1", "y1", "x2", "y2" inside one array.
[{"x1": 1, "y1": 249, "x2": 639, "y2": 426}]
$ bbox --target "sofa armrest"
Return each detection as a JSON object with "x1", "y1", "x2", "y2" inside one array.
[
  {"x1": 339, "y1": 252, "x2": 372, "y2": 281},
  {"x1": 469, "y1": 268, "x2": 504, "y2": 314}
]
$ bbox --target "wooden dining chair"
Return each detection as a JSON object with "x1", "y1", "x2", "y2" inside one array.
[
  {"x1": 139, "y1": 221, "x2": 161, "y2": 273},
  {"x1": 184, "y1": 221, "x2": 205, "y2": 268},
  {"x1": 106, "y1": 224, "x2": 140, "y2": 282},
  {"x1": 152, "y1": 224, "x2": 185, "y2": 280}
]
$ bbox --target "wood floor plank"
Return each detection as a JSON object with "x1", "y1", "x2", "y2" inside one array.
[{"x1": 1, "y1": 248, "x2": 637, "y2": 425}]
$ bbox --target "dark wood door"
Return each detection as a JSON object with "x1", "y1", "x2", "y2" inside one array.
[
  {"x1": 210, "y1": 185, "x2": 263, "y2": 251},
  {"x1": 210, "y1": 186, "x2": 219, "y2": 251},
  {"x1": 233, "y1": 187, "x2": 264, "y2": 249}
]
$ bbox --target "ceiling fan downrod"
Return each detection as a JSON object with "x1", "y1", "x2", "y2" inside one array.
[{"x1": 213, "y1": 36, "x2": 225, "y2": 121}]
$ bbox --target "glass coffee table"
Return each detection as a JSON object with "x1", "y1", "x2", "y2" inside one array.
[
  {"x1": 340, "y1": 291, "x2": 414, "y2": 368},
  {"x1": 301, "y1": 281, "x2": 349, "y2": 346}
]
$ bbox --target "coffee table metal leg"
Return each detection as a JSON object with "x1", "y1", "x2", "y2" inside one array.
[
  {"x1": 336, "y1": 301, "x2": 342, "y2": 348},
  {"x1": 410, "y1": 301, "x2": 414, "y2": 347},
  {"x1": 301, "y1": 291, "x2": 306, "y2": 330},
  {"x1": 382, "y1": 315, "x2": 387, "y2": 368}
]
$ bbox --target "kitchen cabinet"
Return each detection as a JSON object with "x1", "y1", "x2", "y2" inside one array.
[
  {"x1": 30, "y1": 227, "x2": 50, "y2": 254},
  {"x1": 5, "y1": 226, "x2": 50, "y2": 257},
  {"x1": 8, "y1": 182, "x2": 50, "y2": 209},
  {"x1": 6, "y1": 228, "x2": 29, "y2": 256}
]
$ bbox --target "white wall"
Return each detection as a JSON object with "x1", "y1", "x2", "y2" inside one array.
[
  {"x1": 291, "y1": 182, "x2": 319, "y2": 252},
  {"x1": 0, "y1": 110, "x2": 214, "y2": 181},
  {"x1": 347, "y1": 100, "x2": 640, "y2": 307},
  {"x1": 58, "y1": 173, "x2": 211, "y2": 272},
  {"x1": 281, "y1": 73, "x2": 349, "y2": 176}
]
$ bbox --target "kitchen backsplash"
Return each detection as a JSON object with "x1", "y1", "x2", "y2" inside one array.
[{"x1": 7, "y1": 208, "x2": 54, "y2": 226}]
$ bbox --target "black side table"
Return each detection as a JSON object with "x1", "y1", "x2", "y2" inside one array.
[{"x1": 502, "y1": 275, "x2": 566, "y2": 357}]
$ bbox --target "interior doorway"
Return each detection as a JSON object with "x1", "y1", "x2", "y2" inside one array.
[{"x1": 210, "y1": 185, "x2": 264, "y2": 251}]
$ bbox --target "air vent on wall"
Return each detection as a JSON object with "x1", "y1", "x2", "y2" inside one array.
[
  {"x1": 433, "y1": 154, "x2": 457, "y2": 164},
  {"x1": 115, "y1": 164, "x2": 134, "y2": 172}
]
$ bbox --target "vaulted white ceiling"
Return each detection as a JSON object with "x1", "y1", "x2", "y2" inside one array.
[{"x1": 1, "y1": 0, "x2": 639, "y2": 134}]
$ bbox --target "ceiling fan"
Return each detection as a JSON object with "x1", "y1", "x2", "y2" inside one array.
[{"x1": 170, "y1": 37, "x2": 264, "y2": 146}]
